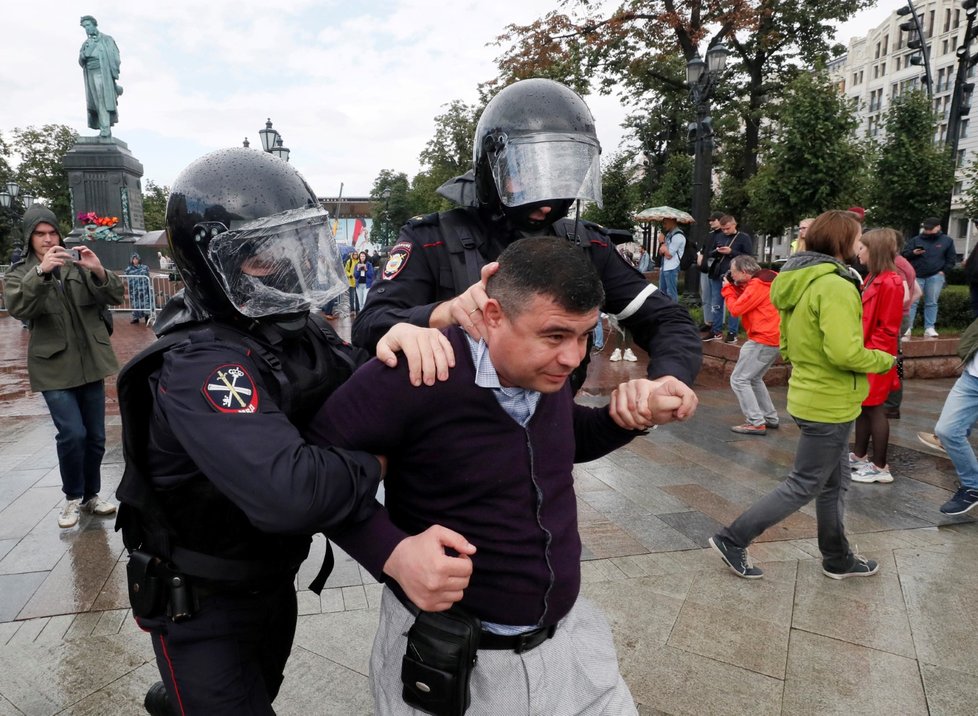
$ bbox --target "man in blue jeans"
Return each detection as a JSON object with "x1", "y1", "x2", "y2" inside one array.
[
  {"x1": 903, "y1": 216, "x2": 957, "y2": 337},
  {"x1": 925, "y1": 317, "x2": 978, "y2": 515},
  {"x1": 706, "y1": 215, "x2": 752, "y2": 342},
  {"x1": 657, "y1": 216, "x2": 686, "y2": 302}
]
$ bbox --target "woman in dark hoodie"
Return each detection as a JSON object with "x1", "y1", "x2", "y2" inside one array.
[{"x1": 3, "y1": 204, "x2": 124, "y2": 528}]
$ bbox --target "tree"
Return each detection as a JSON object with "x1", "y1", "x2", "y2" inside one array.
[
  {"x1": 869, "y1": 91, "x2": 955, "y2": 237},
  {"x1": 142, "y1": 181, "x2": 170, "y2": 231},
  {"x1": 12, "y1": 124, "x2": 78, "y2": 232},
  {"x1": 583, "y1": 152, "x2": 639, "y2": 228},
  {"x1": 492, "y1": 1, "x2": 873, "y2": 226},
  {"x1": 370, "y1": 170, "x2": 411, "y2": 247},
  {"x1": 408, "y1": 100, "x2": 480, "y2": 216},
  {"x1": 745, "y1": 71, "x2": 866, "y2": 236}
]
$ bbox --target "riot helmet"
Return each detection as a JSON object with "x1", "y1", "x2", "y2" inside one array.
[
  {"x1": 165, "y1": 148, "x2": 346, "y2": 322},
  {"x1": 473, "y1": 78, "x2": 603, "y2": 231}
]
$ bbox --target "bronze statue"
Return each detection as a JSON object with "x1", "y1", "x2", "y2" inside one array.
[{"x1": 79, "y1": 15, "x2": 122, "y2": 138}]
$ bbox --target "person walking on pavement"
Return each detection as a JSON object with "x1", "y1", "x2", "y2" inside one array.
[
  {"x1": 709, "y1": 210, "x2": 895, "y2": 580},
  {"x1": 903, "y1": 217, "x2": 957, "y2": 337},
  {"x1": 721, "y1": 255, "x2": 781, "y2": 435},
  {"x1": 3, "y1": 204, "x2": 123, "y2": 528}
]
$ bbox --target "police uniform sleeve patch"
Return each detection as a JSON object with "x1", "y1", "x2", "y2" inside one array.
[
  {"x1": 383, "y1": 241, "x2": 413, "y2": 280},
  {"x1": 202, "y1": 364, "x2": 260, "y2": 414}
]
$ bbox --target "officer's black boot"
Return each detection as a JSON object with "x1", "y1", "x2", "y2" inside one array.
[{"x1": 144, "y1": 681, "x2": 174, "y2": 715}]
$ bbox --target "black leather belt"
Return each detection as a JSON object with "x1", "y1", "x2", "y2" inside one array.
[{"x1": 479, "y1": 624, "x2": 557, "y2": 653}]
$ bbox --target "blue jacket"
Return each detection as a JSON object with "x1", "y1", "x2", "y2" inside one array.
[{"x1": 902, "y1": 231, "x2": 957, "y2": 278}]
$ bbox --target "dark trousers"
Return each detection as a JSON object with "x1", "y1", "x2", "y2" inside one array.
[
  {"x1": 720, "y1": 418, "x2": 854, "y2": 571},
  {"x1": 41, "y1": 380, "x2": 107, "y2": 501},
  {"x1": 139, "y1": 580, "x2": 298, "y2": 715}
]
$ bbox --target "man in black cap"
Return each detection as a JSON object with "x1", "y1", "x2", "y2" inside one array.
[{"x1": 903, "y1": 217, "x2": 957, "y2": 337}]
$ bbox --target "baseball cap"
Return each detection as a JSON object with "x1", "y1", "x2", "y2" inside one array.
[{"x1": 921, "y1": 217, "x2": 941, "y2": 229}]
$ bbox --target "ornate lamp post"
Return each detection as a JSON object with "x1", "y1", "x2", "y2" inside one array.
[
  {"x1": 943, "y1": 0, "x2": 978, "y2": 227},
  {"x1": 257, "y1": 118, "x2": 290, "y2": 162},
  {"x1": 685, "y1": 42, "x2": 728, "y2": 302},
  {"x1": 0, "y1": 180, "x2": 36, "y2": 212}
]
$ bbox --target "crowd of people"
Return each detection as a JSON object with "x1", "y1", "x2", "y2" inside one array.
[{"x1": 3, "y1": 75, "x2": 978, "y2": 715}]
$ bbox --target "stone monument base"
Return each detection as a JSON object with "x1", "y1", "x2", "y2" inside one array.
[{"x1": 63, "y1": 136, "x2": 145, "y2": 240}]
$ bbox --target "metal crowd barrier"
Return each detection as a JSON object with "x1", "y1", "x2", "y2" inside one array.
[
  {"x1": 111, "y1": 272, "x2": 184, "y2": 324},
  {"x1": 0, "y1": 265, "x2": 9, "y2": 312}
]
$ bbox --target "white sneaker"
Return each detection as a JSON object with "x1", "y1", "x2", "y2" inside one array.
[
  {"x1": 849, "y1": 452, "x2": 871, "y2": 472},
  {"x1": 903, "y1": 327, "x2": 912, "y2": 337},
  {"x1": 81, "y1": 495, "x2": 117, "y2": 516},
  {"x1": 851, "y1": 463, "x2": 893, "y2": 484},
  {"x1": 58, "y1": 499, "x2": 82, "y2": 528},
  {"x1": 916, "y1": 431, "x2": 947, "y2": 454},
  {"x1": 623, "y1": 348, "x2": 638, "y2": 362},
  {"x1": 609, "y1": 348, "x2": 622, "y2": 362},
  {"x1": 923, "y1": 327, "x2": 939, "y2": 338}
]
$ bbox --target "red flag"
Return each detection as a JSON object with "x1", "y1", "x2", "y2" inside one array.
[{"x1": 352, "y1": 219, "x2": 366, "y2": 249}]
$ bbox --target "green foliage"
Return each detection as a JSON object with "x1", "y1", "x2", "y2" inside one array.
[
  {"x1": 405, "y1": 101, "x2": 480, "y2": 216},
  {"x1": 937, "y1": 284, "x2": 974, "y2": 329},
  {"x1": 745, "y1": 71, "x2": 866, "y2": 235},
  {"x1": 12, "y1": 124, "x2": 78, "y2": 233},
  {"x1": 583, "y1": 152, "x2": 638, "y2": 228},
  {"x1": 868, "y1": 91, "x2": 954, "y2": 236},
  {"x1": 370, "y1": 170, "x2": 412, "y2": 247},
  {"x1": 960, "y1": 155, "x2": 978, "y2": 223},
  {"x1": 648, "y1": 153, "x2": 693, "y2": 212},
  {"x1": 142, "y1": 181, "x2": 169, "y2": 231}
]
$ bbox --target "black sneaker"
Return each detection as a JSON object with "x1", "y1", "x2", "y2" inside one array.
[
  {"x1": 765, "y1": 420, "x2": 780, "y2": 429},
  {"x1": 940, "y1": 487, "x2": 978, "y2": 515},
  {"x1": 709, "y1": 535, "x2": 763, "y2": 579},
  {"x1": 822, "y1": 553, "x2": 879, "y2": 580},
  {"x1": 703, "y1": 333, "x2": 723, "y2": 342},
  {"x1": 724, "y1": 332, "x2": 738, "y2": 343}
]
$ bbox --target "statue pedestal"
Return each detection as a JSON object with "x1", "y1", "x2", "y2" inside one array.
[{"x1": 63, "y1": 136, "x2": 145, "y2": 239}]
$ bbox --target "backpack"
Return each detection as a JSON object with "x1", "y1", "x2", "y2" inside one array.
[{"x1": 678, "y1": 233, "x2": 698, "y2": 271}]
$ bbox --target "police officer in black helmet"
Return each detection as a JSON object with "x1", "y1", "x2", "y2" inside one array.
[
  {"x1": 353, "y1": 78, "x2": 702, "y2": 390},
  {"x1": 118, "y1": 148, "x2": 468, "y2": 715}
]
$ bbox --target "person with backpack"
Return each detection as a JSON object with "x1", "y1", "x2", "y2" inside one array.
[
  {"x1": 352, "y1": 79, "x2": 702, "y2": 389},
  {"x1": 656, "y1": 217, "x2": 686, "y2": 302}
]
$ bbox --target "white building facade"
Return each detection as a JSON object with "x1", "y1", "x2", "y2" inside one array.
[{"x1": 828, "y1": 0, "x2": 977, "y2": 256}]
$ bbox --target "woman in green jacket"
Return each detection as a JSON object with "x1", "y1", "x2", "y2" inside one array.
[
  {"x1": 710, "y1": 210, "x2": 895, "y2": 579},
  {"x1": 3, "y1": 204, "x2": 124, "y2": 528}
]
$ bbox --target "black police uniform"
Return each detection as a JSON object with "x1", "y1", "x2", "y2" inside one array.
[
  {"x1": 118, "y1": 298, "x2": 382, "y2": 714},
  {"x1": 353, "y1": 207, "x2": 703, "y2": 386}
]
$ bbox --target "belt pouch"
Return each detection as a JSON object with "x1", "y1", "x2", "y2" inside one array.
[
  {"x1": 401, "y1": 605, "x2": 481, "y2": 716},
  {"x1": 126, "y1": 550, "x2": 163, "y2": 618}
]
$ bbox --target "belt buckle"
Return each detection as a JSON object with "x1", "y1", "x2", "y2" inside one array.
[{"x1": 513, "y1": 624, "x2": 556, "y2": 654}]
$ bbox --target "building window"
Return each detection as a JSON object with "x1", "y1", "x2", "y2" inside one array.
[
  {"x1": 875, "y1": 41, "x2": 881, "y2": 59},
  {"x1": 881, "y1": 62, "x2": 886, "y2": 75},
  {"x1": 957, "y1": 218, "x2": 969, "y2": 237},
  {"x1": 945, "y1": 8, "x2": 951, "y2": 33},
  {"x1": 962, "y1": 119, "x2": 970, "y2": 138},
  {"x1": 958, "y1": 149, "x2": 967, "y2": 168},
  {"x1": 883, "y1": 35, "x2": 889, "y2": 55},
  {"x1": 928, "y1": 10, "x2": 935, "y2": 38},
  {"x1": 954, "y1": 180, "x2": 963, "y2": 195},
  {"x1": 955, "y1": 9, "x2": 961, "y2": 29}
]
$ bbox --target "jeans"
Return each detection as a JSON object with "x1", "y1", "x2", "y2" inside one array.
[
  {"x1": 700, "y1": 272, "x2": 713, "y2": 325},
  {"x1": 356, "y1": 284, "x2": 370, "y2": 311},
  {"x1": 729, "y1": 341, "x2": 780, "y2": 426},
  {"x1": 41, "y1": 380, "x2": 107, "y2": 501},
  {"x1": 660, "y1": 268, "x2": 679, "y2": 301},
  {"x1": 720, "y1": 418, "x2": 854, "y2": 570},
  {"x1": 906, "y1": 273, "x2": 945, "y2": 330},
  {"x1": 710, "y1": 278, "x2": 740, "y2": 336},
  {"x1": 934, "y1": 371, "x2": 978, "y2": 490},
  {"x1": 593, "y1": 314, "x2": 604, "y2": 349}
]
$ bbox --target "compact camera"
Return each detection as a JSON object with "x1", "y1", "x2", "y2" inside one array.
[{"x1": 67, "y1": 248, "x2": 81, "y2": 262}]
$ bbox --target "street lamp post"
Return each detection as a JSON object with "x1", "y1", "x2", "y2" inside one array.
[
  {"x1": 897, "y1": 1, "x2": 934, "y2": 98},
  {"x1": 257, "y1": 118, "x2": 290, "y2": 162},
  {"x1": 381, "y1": 188, "x2": 392, "y2": 246},
  {"x1": 685, "y1": 42, "x2": 728, "y2": 302},
  {"x1": 0, "y1": 180, "x2": 36, "y2": 257}
]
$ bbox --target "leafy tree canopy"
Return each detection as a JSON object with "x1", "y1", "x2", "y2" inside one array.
[
  {"x1": 583, "y1": 152, "x2": 639, "y2": 228},
  {"x1": 142, "y1": 180, "x2": 170, "y2": 232},
  {"x1": 369, "y1": 170, "x2": 411, "y2": 247}
]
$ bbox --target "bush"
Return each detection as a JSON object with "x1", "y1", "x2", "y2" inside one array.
[{"x1": 937, "y1": 285, "x2": 974, "y2": 330}]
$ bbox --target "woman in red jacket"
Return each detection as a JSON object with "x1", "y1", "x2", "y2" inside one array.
[{"x1": 851, "y1": 228, "x2": 905, "y2": 483}]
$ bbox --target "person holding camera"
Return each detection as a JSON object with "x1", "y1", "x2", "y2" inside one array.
[
  {"x1": 721, "y1": 256, "x2": 781, "y2": 435},
  {"x1": 3, "y1": 204, "x2": 123, "y2": 528}
]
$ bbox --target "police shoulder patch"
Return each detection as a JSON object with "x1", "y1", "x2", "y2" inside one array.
[
  {"x1": 202, "y1": 363, "x2": 260, "y2": 414},
  {"x1": 383, "y1": 241, "x2": 413, "y2": 280}
]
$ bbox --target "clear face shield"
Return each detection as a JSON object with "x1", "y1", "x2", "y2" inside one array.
[
  {"x1": 204, "y1": 206, "x2": 347, "y2": 319},
  {"x1": 490, "y1": 132, "x2": 603, "y2": 208}
]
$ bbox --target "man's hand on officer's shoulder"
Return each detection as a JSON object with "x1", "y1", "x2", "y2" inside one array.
[
  {"x1": 609, "y1": 376, "x2": 698, "y2": 430},
  {"x1": 383, "y1": 525, "x2": 476, "y2": 612},
  {"x1": 376, "y1": 324, "x2": 456, "y2": 387}
]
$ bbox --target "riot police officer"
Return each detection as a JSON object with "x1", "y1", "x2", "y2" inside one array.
[
  {"x1": 353, "y1": 78, "x2": 703, "y2": 388},
  {"x1": 117, "y1": 148, "x2": 469, "y2": 715}
]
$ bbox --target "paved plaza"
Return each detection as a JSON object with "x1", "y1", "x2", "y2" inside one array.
[{"x1": 1, "y1": 313, "x2": 977, "y2": 714}]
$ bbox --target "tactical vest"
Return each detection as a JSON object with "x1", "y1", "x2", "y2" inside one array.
[{"x1": 115, "y1": 314, "x2": 365, "y2": 593}]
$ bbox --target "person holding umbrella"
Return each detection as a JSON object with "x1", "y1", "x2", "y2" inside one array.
[{"x1": 657, "y1": 216, "x2": 686, "y2": 301}]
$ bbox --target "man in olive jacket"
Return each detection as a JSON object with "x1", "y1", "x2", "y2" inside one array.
[{"x1": 4, "y1": 204, "x2": 124, "y2": 528}]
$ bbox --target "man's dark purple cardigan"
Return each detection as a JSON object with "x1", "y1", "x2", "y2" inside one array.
[{"x1": 307, "y1": 327, "x2": 640, "y2": 627}]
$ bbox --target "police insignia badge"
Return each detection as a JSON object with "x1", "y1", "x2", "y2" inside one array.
[
  {"x1": 202, "y1": 364, "x2": 260, "y2": 414},
  {"x1": 383, "y1": 241, "x2": 412, "y2": 280}
]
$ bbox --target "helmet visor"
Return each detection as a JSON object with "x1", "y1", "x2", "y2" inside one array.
[
  {"x1": 207, "y1": 206, "x2": 347, "y2": 319},
  {"x1": 491, "y1": 133, "x2": 602, "y2": 208}
]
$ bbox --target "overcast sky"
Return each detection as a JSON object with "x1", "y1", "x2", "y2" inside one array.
[{"x1": 3, "y1": 1, "x2": 901, "y2": 199}]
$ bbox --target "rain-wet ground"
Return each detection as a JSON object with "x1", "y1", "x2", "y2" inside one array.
[{"x1": 1, "y1": 312, "x2": 977, "y2": 714}]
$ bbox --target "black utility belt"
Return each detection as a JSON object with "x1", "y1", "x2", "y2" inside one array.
[{"x1": 478, "y1": 624, "x2": 557, "y2": 653}]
